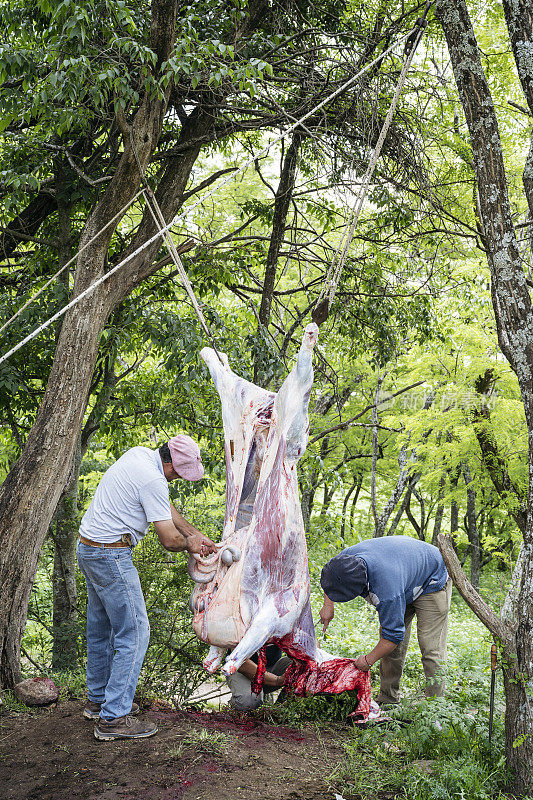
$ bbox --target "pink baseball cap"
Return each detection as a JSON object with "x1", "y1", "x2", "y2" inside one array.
[{"x1": 168, "y1": 435, "x2": 204, "y2": 481}]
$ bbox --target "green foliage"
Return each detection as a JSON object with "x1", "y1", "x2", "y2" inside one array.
[
  {"x1": 0, "y1": 690, "x2": 41, "y2": 715},
  {"x1": 259, "y1": 690, "x2": 360, "y2": 725},
  {"x1": 330, "y1": 706, "x2": 507, "y2": 800},
  {"x1": 1, "y1": 0, "x2": 530, "y2": 790}
]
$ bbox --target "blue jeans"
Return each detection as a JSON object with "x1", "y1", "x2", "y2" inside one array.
[{"x1": 76, "y1": 541, "x2": 150, "y2": 721}]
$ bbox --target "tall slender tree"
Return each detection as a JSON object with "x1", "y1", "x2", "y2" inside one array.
[{"x1": 435, "y1": 0, "x2": 533, "y2": 789}]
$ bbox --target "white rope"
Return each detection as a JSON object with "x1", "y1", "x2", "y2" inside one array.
[
  {"x1": 0, "y1": 29, "x2": 415, "y2": 368},
  {"x1": 0, "y1": 216, "x2": 180, "y2": 366},
  {"x1": 142, "y1": 188, "x2": 225, "y2": 363},
  {"x1": 318, "y1": 20, "x2": 428, "y2": 307},
  {"x1": 0, "y1": 190, "x2": 145, "y2": 336}
]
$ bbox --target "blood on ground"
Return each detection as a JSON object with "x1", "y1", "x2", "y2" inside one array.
[{"x1": 149, "y1": 706, "x2": 307, "y2": 742}]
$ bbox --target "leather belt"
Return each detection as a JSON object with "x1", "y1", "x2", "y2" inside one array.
[{"x1": 79, "y1": 534, "x2": 132, "y2": 548}]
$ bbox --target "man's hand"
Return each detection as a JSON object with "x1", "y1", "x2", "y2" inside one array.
[
  {"x1": 354, "y1": 654, "x2": 372, "y2": 671},
  {"x1": 154, "y1": 516, "x2": 216, "y2": 554},
  {"x1": 170, "y1": 506, "x2": 216, "y2": 554},
  {"x1": 319, "y1": 594, "x2": 335, "y2": 633},
  {"x1": 186, "y1": 532, "x2": 216, "y2": 556},
  {"x1": 354, "y1": 638, "x2": 397, "y2": 671}
]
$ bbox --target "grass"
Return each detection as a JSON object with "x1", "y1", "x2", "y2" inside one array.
[
  {"x1": 262, "y1": 696, "x2": 510, "y2": 800},
  {"x1": 0, "y1": 690, "x2": 40, "y2": 715},
  {"x1": 168, "y1": 727, "x2": 235, "y2": 759}
]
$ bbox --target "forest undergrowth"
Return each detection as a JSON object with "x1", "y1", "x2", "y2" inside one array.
[{"x1": 3, "y1": 538, "x2": 520, "y2": 800}]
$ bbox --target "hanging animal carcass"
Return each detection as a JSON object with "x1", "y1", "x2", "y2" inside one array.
[{"x1": 189, "y1": 323, "x2": 375, "y2": 719}]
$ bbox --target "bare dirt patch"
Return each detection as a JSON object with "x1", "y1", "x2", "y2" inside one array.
[{"x1": 0, "y1": 700, "x2": 354, "y2": 800}]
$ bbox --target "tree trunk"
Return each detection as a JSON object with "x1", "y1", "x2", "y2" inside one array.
[
  {"x1": 405, "y1": 486, "x2": 428, "y2": 541},
  {"x1": 48, "y1": 192, "x2": 80, "y2": 671},
  {"x1": 254, "y1": 131, "x2": 303, "y2": 383},
  {"x1": 473, "y1": 370, "x2": 526, "y2": 534},
  {"x1": 300, "y1": 488, "x2": 315, "y2": 532},
  {"x1": 431, "y1": 476, "x2": 446, "y2": 546},
  {"x1": 0, "y1": 0, "x2": 180, "y2": 689},
  {"x1": 412, "y1": 487, "x2": 427, "y2": 540},
  {"x1": 436, "y1": 0, "x2": 533, "y2": 788},
  {"x1": 370, "y1": 374, "x2": 384, "y2": 529},
  {"x1": 257, "y1": 132, "x2": 303, "y2": 329},
  {"x1": 385, "y1": 485, "x2": 409, "y2": 536},
  {"x1": 51, "y1": 443, "x2": 81, "y2": 671},
  {"x1": 449, "y1": 465, "x2": 460, "y2": 553},
  {"x1": 340, "y1": 474, "x2": 362, "y2": 540},
  {"x1": 322, "y1": 483, "x2": 334, "y2": 515},
  {"x1": 463, "y1": 464, "x2": 480, "y2": 590}
]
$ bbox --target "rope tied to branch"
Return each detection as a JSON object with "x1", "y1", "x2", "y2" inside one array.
[{"x1": 312, "y1": 3, "x2": 432, "y2": 327}]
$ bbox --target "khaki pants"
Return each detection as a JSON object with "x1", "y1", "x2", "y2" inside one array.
[
  {"x1": 376, "y1": 579, "x2": 452, "y2": 705},
  {"x1": 227, "y1": 657, "x2": 291, "y2": 711}
]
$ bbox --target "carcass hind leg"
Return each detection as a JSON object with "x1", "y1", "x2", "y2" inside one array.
[
  {"x1": 221, "y1": 603, "x2": 292, "y2": 677},
  {"x1": 203, "y1": 645, "x2": 226, "y2": 674}
]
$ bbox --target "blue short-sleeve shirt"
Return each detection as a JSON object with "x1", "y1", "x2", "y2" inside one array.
[{"x1": 321, "y1": 536, "x2": 448, "y2": 644}]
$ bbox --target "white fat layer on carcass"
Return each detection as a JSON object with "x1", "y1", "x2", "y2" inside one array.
[{"x1": 196, "y1": 325, "x2": 332, "y2": 676}]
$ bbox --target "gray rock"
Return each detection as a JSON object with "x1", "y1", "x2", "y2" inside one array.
[{"x1": 14, "y1": 677, "x2": 59, "y2": 706}]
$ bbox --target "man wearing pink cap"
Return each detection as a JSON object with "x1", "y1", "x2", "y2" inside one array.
[{"x1": 77, "y1": 435, "x2": 215, "y2": 741}]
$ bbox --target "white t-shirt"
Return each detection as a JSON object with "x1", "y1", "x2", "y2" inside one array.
[{"x1": 80, "y1": 447, "x2": 172, "y2": 546}]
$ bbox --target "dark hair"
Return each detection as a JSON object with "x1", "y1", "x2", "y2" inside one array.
[{"x1": 159, "y1": 442, "x2": 172, "y2": 463}]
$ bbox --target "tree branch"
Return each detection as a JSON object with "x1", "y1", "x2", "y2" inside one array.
[{"x1": 438, "y1": 533, "x2": 513, "y2": 648}]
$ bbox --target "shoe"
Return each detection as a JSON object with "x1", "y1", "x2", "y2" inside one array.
[
  {"x1": 84, "y1": 700, "x2": 140, "y2": 720},
  {"x1": 94, "y1": 714, "x2": 158, "y2": 740}
]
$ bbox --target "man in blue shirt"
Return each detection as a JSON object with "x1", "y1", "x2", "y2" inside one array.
[
  {"x1": 77, "y1": 435, "x2": 216, "y2": 740},
  {"x1": 319, "y1": 536, "x2": 451, "y2": 705}
]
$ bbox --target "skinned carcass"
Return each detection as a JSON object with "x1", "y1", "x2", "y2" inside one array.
[{"x1": 190, "y1": 323, "x2": 375, "y2": 719}]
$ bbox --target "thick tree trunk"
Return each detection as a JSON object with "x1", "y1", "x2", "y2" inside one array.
[
  {"x1": 49, "y1": 194, "x2": 79, "y2": 671},
  {"x1": 436, "y1": 0, "x2": 533, "y2": 789},
  {"x1": 0, "y1": 0, "x2": 180, "y2": 689},
  {"x1": 502, "y1": 545, "x2": 533, "y2": 790},
  {"x1": 51, "y1": 446, "x2": 81, "y2": 671},
  {"x1": 0, "y1": 287, "x2": 109, "y2": 686}
]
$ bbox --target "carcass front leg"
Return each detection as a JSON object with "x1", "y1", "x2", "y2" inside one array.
[{"x1": 203, "y1": 645, "x2": 226, "y2": 674}]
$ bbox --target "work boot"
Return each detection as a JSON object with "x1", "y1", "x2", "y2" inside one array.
[
  {"x1": 94, "y1": 714, "x2": 158, "y2": 741},
  {"x1": 83, "y1": 700, "x2": 140, "y2": 720}
]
